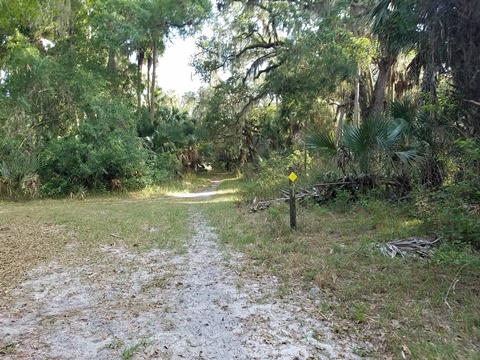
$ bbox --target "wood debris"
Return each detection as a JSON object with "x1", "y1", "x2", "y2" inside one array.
[
  {"x1": 250, "y1": 175, "x2": 410, "y2": 211},
  {"x1": 379, "y1": 238, "x2": 441, "y2": 258}
]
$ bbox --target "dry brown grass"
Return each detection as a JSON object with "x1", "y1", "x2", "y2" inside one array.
[
  {"x1": 0, "y1": 197, "x2": 193, "y2": 309},
  {"x1": 0, "y1": 220, "x2": 68, "y2": 290}
]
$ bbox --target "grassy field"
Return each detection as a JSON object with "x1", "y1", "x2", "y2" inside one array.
[
  {"x1": 0, "y1": 173, "x2": 215, "y2": 292},
  {"x1": 0, "y1": 197, "x2": 194, "y2": 294},
  {"x1": 200, "y1": 175, "x2": 480, "y2": 359},
  {"x1": 1, "y1": 174, "x2": 479, "y2": 359}
]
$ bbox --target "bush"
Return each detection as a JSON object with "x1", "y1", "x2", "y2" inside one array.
[
  {"x1": 240, "y1": 153, "x2": 292, "y2": 201},
  {"x1": 39, "y1": 122, "x2": 150, "y2": 196},
  {"x1": 451, "y1": 139, "x2": 480, "y2": 202},
  {"x1": 240, "y1": 150, "x2": 314, "y2": 201},
  {"x1": 128, "y1": 152, "x2": 179, "y2": 189},
  {"x1": 416, "y1": 190, "x2": 480, "y2": 249},
  {"x1": 416, "y1": 139, "x2": 480, "y2": 249},
  {"x1": 0, "y1": 139, "x2": 40, "y2": 199}
]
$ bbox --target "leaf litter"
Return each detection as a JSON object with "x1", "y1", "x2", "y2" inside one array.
[{"x1": 0, "y1": 184, "x2": 362, "y2": 359}]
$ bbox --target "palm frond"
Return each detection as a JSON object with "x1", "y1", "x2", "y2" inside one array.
[
  {"x1": 386, "y1": 119, "x2": 407, "y2": 144},
  {"x1": 305, "y1": 131, "x2": 337, "y2": 160},
  {"x1": 0, "y1": 162, "x2": 11, "y2": 179},
  {"x1": 305, "y1": 131, "x2": 336, "y2": 150},
  {"x1": 344, "y1": 116, "x2": 390, "y2": 155},
  {"x1": 371, "y1": 0, "x2": 392, "y2": 31},
  {"x1": 394, "y1": 149, "x2": 420, "y2": 166},
  {"x1": 389, "y1": 98, "x2": 417, "y2": 124}
]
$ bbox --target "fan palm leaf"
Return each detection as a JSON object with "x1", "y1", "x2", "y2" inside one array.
[
  {"x1": 394, "y1": 149, "x2": 419, "y2": 166},
  {"x1": 305, "y1": 131, "x2": 337, "y2": 161},
  {"x1": 389, "y1": 98, "x2": 416, "y2": 125},
  {"x1": 343, "y1": 116, "x2": 391, "y2": 173},
  {"x1": 306, "y1": 111, "x2": 420, "y2": 176}
]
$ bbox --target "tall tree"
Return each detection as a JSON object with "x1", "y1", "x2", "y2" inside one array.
[
  {"x1": 140, "y1": 0, "x2": 211, "y2": 120},
  {"x1": 195, "y1": 0, "x2": 367, "y2": 160},
  {"x1": 368, "y1": 0, "x2": 418, "y2": 118},
  {"x1": 417, "y1": 0, "x2": 480, "y2": 137}
]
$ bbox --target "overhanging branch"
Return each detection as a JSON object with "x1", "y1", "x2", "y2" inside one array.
[
  {"x1": 254, "y1": 62, "x2": 282, "y2": 80},
  {"x1": 234, "y1": 40, "x2": 284, "y2": 59}
]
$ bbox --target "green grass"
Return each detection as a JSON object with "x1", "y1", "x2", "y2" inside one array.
[
  {"x1": 0, "y1": 174, "x2": 228, "y2": 291},
  {"x1": 141, "y1": 275, "x2": 170, "y2": 292},
  {"x1": 121, "y1": 338, "x2": 148, "y2": 360},
  {"x1": 199, "y1": 176, "x2": 480, "y2": 360},
  {"x1": 0, "y1": 342, "x2": 16, "y2": 355},
  {"x1": 0, "y1": 195, "x2": 193, "y2": 290},
  {"x1": 128, "y1": 172, "x2": 213, "y2": 198}
]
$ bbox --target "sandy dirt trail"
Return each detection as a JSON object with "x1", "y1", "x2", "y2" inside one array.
[{"x1": 0, "y1": 181, "x2": 361, "y2": 359}]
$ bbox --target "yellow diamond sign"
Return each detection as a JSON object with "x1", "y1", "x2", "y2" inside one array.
[{"x1": 288, "y1": 172, "x2": 298, "y2": 182}]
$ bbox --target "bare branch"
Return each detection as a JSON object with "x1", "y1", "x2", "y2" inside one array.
[
  {"x1": 465, "y1": 99, "x2": 480, "y2": 107},
  {"x1": 234, "y1": 40, "x2": 285, "y2": 59},
  {"x1": 243, "y1": 52, "x2": 277, "y2": 82},
  {"x1": 237, "y1": 91, "x2": 268, "y2": 120},
  {"x1": 254, "y1": 62, "x2": 282, "y2": 80}
]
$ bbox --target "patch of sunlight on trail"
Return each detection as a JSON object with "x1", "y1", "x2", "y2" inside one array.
[
  {"x1": 169, "y1": 188, "x2": 238, "y2": 199},
  {"x1": 181, "y1": 197, "x2": 237, "y2": 205}
]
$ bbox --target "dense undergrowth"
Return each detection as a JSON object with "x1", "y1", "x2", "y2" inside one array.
[{"x1": 240, "y1": 147, "x2": 480, "y2": 250}]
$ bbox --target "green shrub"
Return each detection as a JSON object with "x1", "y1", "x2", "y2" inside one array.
[
  {"x1": 240, "y1": 153, "x2": 292, "y2": 201},
  {"x1": 417, "y1": 190, "x2": 480, "y2": 249},
  {"x1": 415, "y1": 139, "x2": 480, "y2": 249},
  {"x1": 127, "y1": 152, "x2": 179, "y2": 189},
  {"x1": 0, "y1": 139, "x2": 39, "y2": 199},
  {"x1": 39, "y1": 122, "x2": 150, "y2": 196},
  {"x1": 451, "y1": 139, "x2": 480, "y2": 202}
]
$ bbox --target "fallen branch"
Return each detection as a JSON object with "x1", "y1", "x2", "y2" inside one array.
[
  {"x1": 250, "y1": 175, "x2": 410, "y2": 212},
  {"x1": 464, "y1": 99, "x2": 480, "y2": 107},
  {"x1": 250, "y1": 197, "x2": 284, "y2": 211}
]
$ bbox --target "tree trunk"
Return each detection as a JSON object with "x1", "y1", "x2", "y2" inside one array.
[
  {"x1": 366, "y1": 56, "x2": 395, "y2": 118},
  {"x1": 147, "y1": 54, "x2": 152, "y2": 114},
  {"x1": 420, "y1": 62, "x2": 438, "y2": 106},
  {"x1": 366, "y1": 67, "x2": 374, "y2": 102},
  {"x1": 353, "y1": 70, "x2": 360, "y2": 126},
  {"x1": 335, "y1": 107, "x2": 345, "y2": 146},
  {"x1": 137, "y1": 50, "x2": 145, "y2": 115},
  {"x1": 359, "y1": 69, "x2": 370, "y2": 117},
  {"x1": 108, "y1": 50, "x2": 117, "y2": 94},
  {"x1": 387, "y1": 65, "x2": 394, "y2": 104},
  {"x1": 108, "y1": 50, "x2": 117, "y2": 74},
  {"x1": 335, "y1": 92, "x2": 349, "y2": 146},
  {"x1": 150, "y1": 37, "x2": 157, "y2": 123}
]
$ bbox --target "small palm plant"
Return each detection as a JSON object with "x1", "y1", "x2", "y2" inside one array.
[
  {"x1": 0, "y1": 153, "x2": 40, "y2": 198},
  {"x1": 305, "y1": 110, "x2": 419, "y2": 179},
  {"x1": 0, "y1": 162, "x2": 14, "y2": 198}
]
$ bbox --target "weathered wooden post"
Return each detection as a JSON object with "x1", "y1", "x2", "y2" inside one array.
[{"x1": 288, "y1": 168, "x2": 297, "y2": 230}]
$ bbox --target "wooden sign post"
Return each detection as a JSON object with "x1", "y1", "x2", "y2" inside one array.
[{"x1": 288, "y1": 171, "x2": 297, "y2": 230}]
